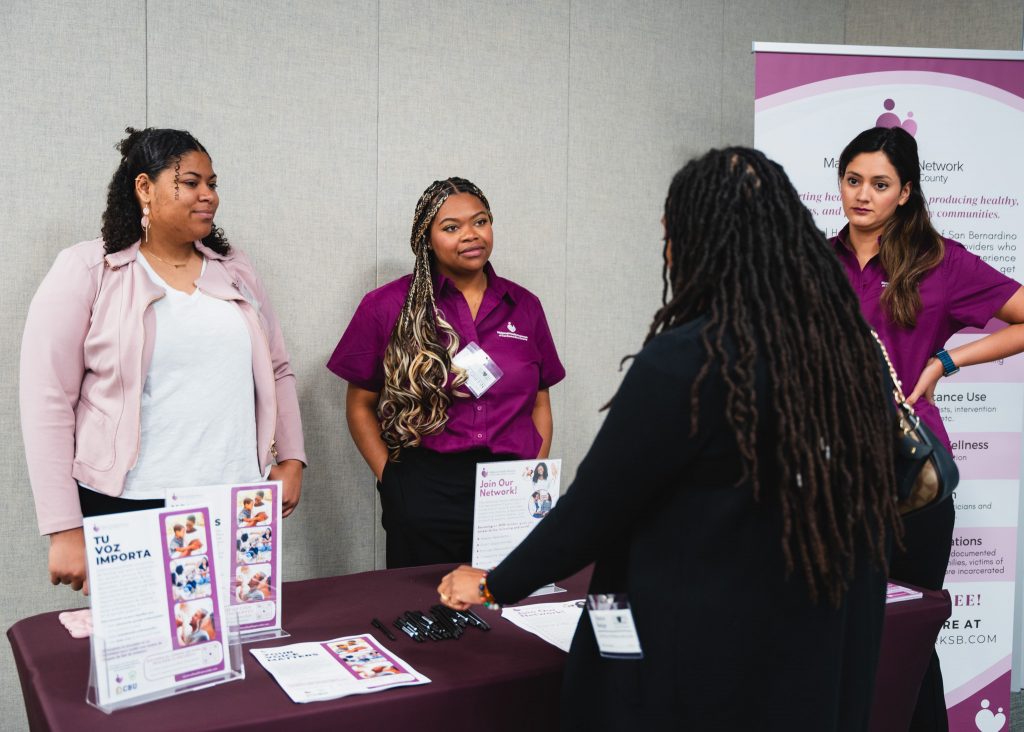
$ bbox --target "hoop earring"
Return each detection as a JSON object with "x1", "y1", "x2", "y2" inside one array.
[{"x1": 141, "y1": 207, "x2": 150, "y2": 243}]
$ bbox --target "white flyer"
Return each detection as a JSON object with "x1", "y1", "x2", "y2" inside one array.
[
  {"x1": 250, "y1": 634, "x2": 431, "y2": 703},
  {"x1": 502, "y1": 600, "x2": 585, "y2": 652},
  {"x1": 471, "y1": 458, "x2": 561, "y2": 569},
  {"x1": 85, "y1": 506, "x2": 237, "y2": 709},
  {"x1": 167, "y1": 482, "x2": 284, "y2": 640}
]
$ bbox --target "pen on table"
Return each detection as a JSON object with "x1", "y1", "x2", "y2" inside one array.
[
  {"x1": 431, "y1": 609, "x2": 462, "y2": 638},
  {"x1": 466, "y1": 608, "x2": 491, "y2": 631},
  {"x1": 371, "y1": 617, "x2": 397, "y2": 641},
  {"x1": 413, "y1": 610, "x2": 450, "y2": 640},
  {"x1": 394, "y1": 618, "x2": 424, "y2": 642},
  {"x1": 405, "y1": 611, "x2": 442, "y2": 641}
]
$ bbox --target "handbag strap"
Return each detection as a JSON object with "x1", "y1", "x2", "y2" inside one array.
[{"x1": 870, "y1": 330, "x2": 921, "y2": 425}]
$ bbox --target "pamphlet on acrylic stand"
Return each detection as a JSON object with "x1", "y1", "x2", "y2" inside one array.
[
  {"x1": 85, "y1": 506, "x2": 243, "y2": 713},
  {"x1": 250, "y1": 634, "x2": 430, "y2": 703},
  {"x1": 167, "y1": 481, "x2": 286, "y2": 642},
  {"x1": 472, "y1": 458, "x2": 564, "y2": 597}
]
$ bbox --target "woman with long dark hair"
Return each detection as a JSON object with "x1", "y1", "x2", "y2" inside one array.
[
  {"x1": 438, "y1": 148, "x2": 899, "y2": 730},
  {"x1": 834, "y1": 126, "x2": 1024, "y2": 730},
  {"x1": 21, "y1": 127, "x2": 306, "y2": 593},
  {"x1": 327, "y1": 178, "x2": 564, "y2": 568}
]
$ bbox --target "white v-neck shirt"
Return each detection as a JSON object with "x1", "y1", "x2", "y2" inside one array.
[{"x1": 110, "y1": 255, "x2": 260, "y2": 498}]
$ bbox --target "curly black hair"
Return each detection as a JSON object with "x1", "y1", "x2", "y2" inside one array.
[{"x1": 100, "y1": 127, "x2": 230, "y2": 255}]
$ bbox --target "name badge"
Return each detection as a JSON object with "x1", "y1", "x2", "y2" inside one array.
[
  {"x1": 452, "y1": 342, "x2": 503, "y2": 398},
  {"x1": 586, "y1": 593, "x2": 643, "y2": 659}
]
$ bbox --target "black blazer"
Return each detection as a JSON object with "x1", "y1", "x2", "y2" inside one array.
[{"x1": 488, "y1": 319, "x2": 887, "y2": 731}]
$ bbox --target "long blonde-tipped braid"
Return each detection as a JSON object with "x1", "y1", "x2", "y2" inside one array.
[{"x1": 378, "y1": 179, "x2": 491, "y2": 459}]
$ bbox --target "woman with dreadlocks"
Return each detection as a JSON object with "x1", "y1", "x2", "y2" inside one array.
[
  {"x1": 328, "y1": 178, "x2": 565, "y2": 568},
  {"x1": 438, "y1": 148, "x2": 898, "y2": 730},
  {"x1": 833, "y1": 126, "x2": 1024, "y2": 731}
]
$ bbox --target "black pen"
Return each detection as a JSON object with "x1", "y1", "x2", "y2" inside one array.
[
  {"x1": 466, "y1": 609, "x2": 491, "y2": 631},
  {"x1": 405, "y1": 611, "x2": 442, "y2": 641},
  {"x1": 431, "y1": 609, "x2": 462, "y2": 638},
  {"x1": 371, "y1": 617, "x2": 397, "y2": 641},
  {"x1": 393, "y1": 618, "x2": 424, "y2": 642},
  {"x1": 413, "y1": 610, "x2": 450, "y2": 640}
]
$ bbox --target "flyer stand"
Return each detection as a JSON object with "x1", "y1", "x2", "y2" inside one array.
[
  {"x1": 83, "y1": 505, "x2": 245, "y2": 712},
  {"x1": 168, "y1": 481, "x2": 289, "y2": 643},
  {"x1": 85, "y1": 609, "x2": 245, "y2": 714}
]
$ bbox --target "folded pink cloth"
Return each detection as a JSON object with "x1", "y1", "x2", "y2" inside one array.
[{"x1": 58, "y1": 609, "x2": 92, "y2": 639}]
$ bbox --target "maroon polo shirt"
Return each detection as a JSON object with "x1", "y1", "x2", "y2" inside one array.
[
  {"x1": 832, "y1": 227, "x2": 1019, "y2": 449},
  {"x1": 327, "y1": 262, "x2": 565, "y2": 459}
]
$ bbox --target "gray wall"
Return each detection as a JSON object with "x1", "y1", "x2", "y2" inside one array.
[{"x1": 2, "y1": 1, "x2": 1021, "y2": 728}]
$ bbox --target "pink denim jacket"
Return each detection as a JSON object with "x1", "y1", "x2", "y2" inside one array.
[{"x1": 20, "y1": 239, "x2": 306, "y2": 534}]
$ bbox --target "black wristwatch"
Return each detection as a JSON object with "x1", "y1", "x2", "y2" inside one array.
[{"x1": 934, "y1": 349, "x2": 959, "y2": 377}]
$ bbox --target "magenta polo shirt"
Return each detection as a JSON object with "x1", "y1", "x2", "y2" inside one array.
[
  {"x1": 831, "y1": 227, "x2": 1019, "y2": 450},
  {"x1": 327, "y1": 262, "x2": 565, "y2": 459}
]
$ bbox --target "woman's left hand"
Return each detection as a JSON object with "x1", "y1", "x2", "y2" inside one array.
[
  {"x1": 269, "y1": 459, "x2": 303, "y2": 517},
  {"x1": 907, "y1": 358, "x2": 944, "y2": 406},
  {"x1": 437, "y1": 565, "x2": 488, "y2": 611}
]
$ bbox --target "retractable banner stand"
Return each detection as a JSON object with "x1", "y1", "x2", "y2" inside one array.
[{"x1": 753, "y1": 42, "x2": 1024, "y2": 730}]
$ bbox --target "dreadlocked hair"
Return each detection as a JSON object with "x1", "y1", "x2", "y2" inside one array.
[
  {"x1": 101, "y1": 127, "x2": 230, "y2": 255},
  {"x1": 647, "y1": 147, "x2": 899, "y2": 606},
  {"x1": 378, "y1": 177, "x2": 493, "y2": 459}
]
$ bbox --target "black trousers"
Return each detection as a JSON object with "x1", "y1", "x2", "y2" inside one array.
[
  {"x1": 889, "y1": 498, "x2": 955, "y2": 732},
  {"x1": 377, "y1": 448, "x2": 508, "y2": 569},
  {"x1": 78, "y1": 486, "x2": 164, "y2": 517}
]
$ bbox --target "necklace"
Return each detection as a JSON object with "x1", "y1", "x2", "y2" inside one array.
[{"x1": 143, "y1": 246, "x2": 193, "y2": 269}]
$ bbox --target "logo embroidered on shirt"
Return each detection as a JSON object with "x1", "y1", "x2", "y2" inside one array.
[{"x1": 497, "y1": 321, "x2": 528, "y2": 341}]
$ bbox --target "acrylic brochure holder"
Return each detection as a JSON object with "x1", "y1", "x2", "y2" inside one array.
[{"x1": 85, "y1": 606, "x2": 244, "y2": 714}]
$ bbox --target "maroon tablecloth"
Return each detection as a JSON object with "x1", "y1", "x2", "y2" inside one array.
[
  {"x1": 8, "y1": 565, "x2": 949, "y2": 732},
  {"x1": 869, "y1": 585, "x2": 952, "y2": 732}
]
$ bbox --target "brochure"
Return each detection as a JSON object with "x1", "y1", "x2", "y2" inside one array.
[
  {"x1": 502, "y1": 600, "x2": 585, "y2": 653},
  {"x1": 250, "y1": 634, "x2": 430, "y2": 703},
  {"x1": 85, "y1": 506, "x2": 240, "y2": 710},
  {"x1": 168, "y1": 482, "x2": 284, "y2": 640},
  {"x1": 472, "y1": 458, "x2": 561, "y2": 569},
  {"x1": 886, "y1": 582, "x2": 924, "y2": 603}
]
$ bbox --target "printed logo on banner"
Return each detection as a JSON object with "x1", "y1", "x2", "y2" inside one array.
[
  {"x1": 975, "y1": 699, "x2": 1007, "y2": 731},
  {"x1": 876, "y1": 98, "x2": 918, "y2": 136}
]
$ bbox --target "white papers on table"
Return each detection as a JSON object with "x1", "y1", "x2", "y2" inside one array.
[
  {"x1": 886, "y1": 582, "x2": 924, "y2": 603},
  {"x1": 250, "y1": 634, "x2": 430, "y2": 703},
  {"x1": 502, "y1": 600, "x2": 585, "y2": 653},
  {"x1": 472, "y1": 458, "x2": 561, "y2": 569}
]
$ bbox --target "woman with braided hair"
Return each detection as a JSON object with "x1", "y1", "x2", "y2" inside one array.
[
  {"x1": 833, "y1": 126, "x2": 1024, "y2": 731},
  {"x1": 438, "y1": 148, "x2": 898, "y2": 730},
  {"x1": 328, "y1": 178, "x2": 564, "y2": 568}
]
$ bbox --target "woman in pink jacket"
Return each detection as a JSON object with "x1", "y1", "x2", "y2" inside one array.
[{"x1": 20, "y1": 127, "x2": 306, "y2": 593}]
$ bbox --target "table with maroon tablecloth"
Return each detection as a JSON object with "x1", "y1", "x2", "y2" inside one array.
[{"x1": 7, "y1": 565, "x2": 949, "y2": 732}]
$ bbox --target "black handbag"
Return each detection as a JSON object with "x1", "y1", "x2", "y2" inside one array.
[{"x1": 872, "y1": 331, "x2": 959, "y2": 515}]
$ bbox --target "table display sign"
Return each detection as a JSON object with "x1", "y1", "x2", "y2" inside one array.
[
  {"x1": 168, "y1": 481, "x2": 285, "y2": 641},
  {"x1": 250, "y1": 634, "x2": 430, "y2": 703},
  {"x1": 754, "y1": 41, "x2": 1024, "y2": 726},
  {"x1": 472, "y1": 458, "x2": 561, "y2": 570},
  {"x1": 85, "y1": 506, "x2": 243, "y2": 712}
]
